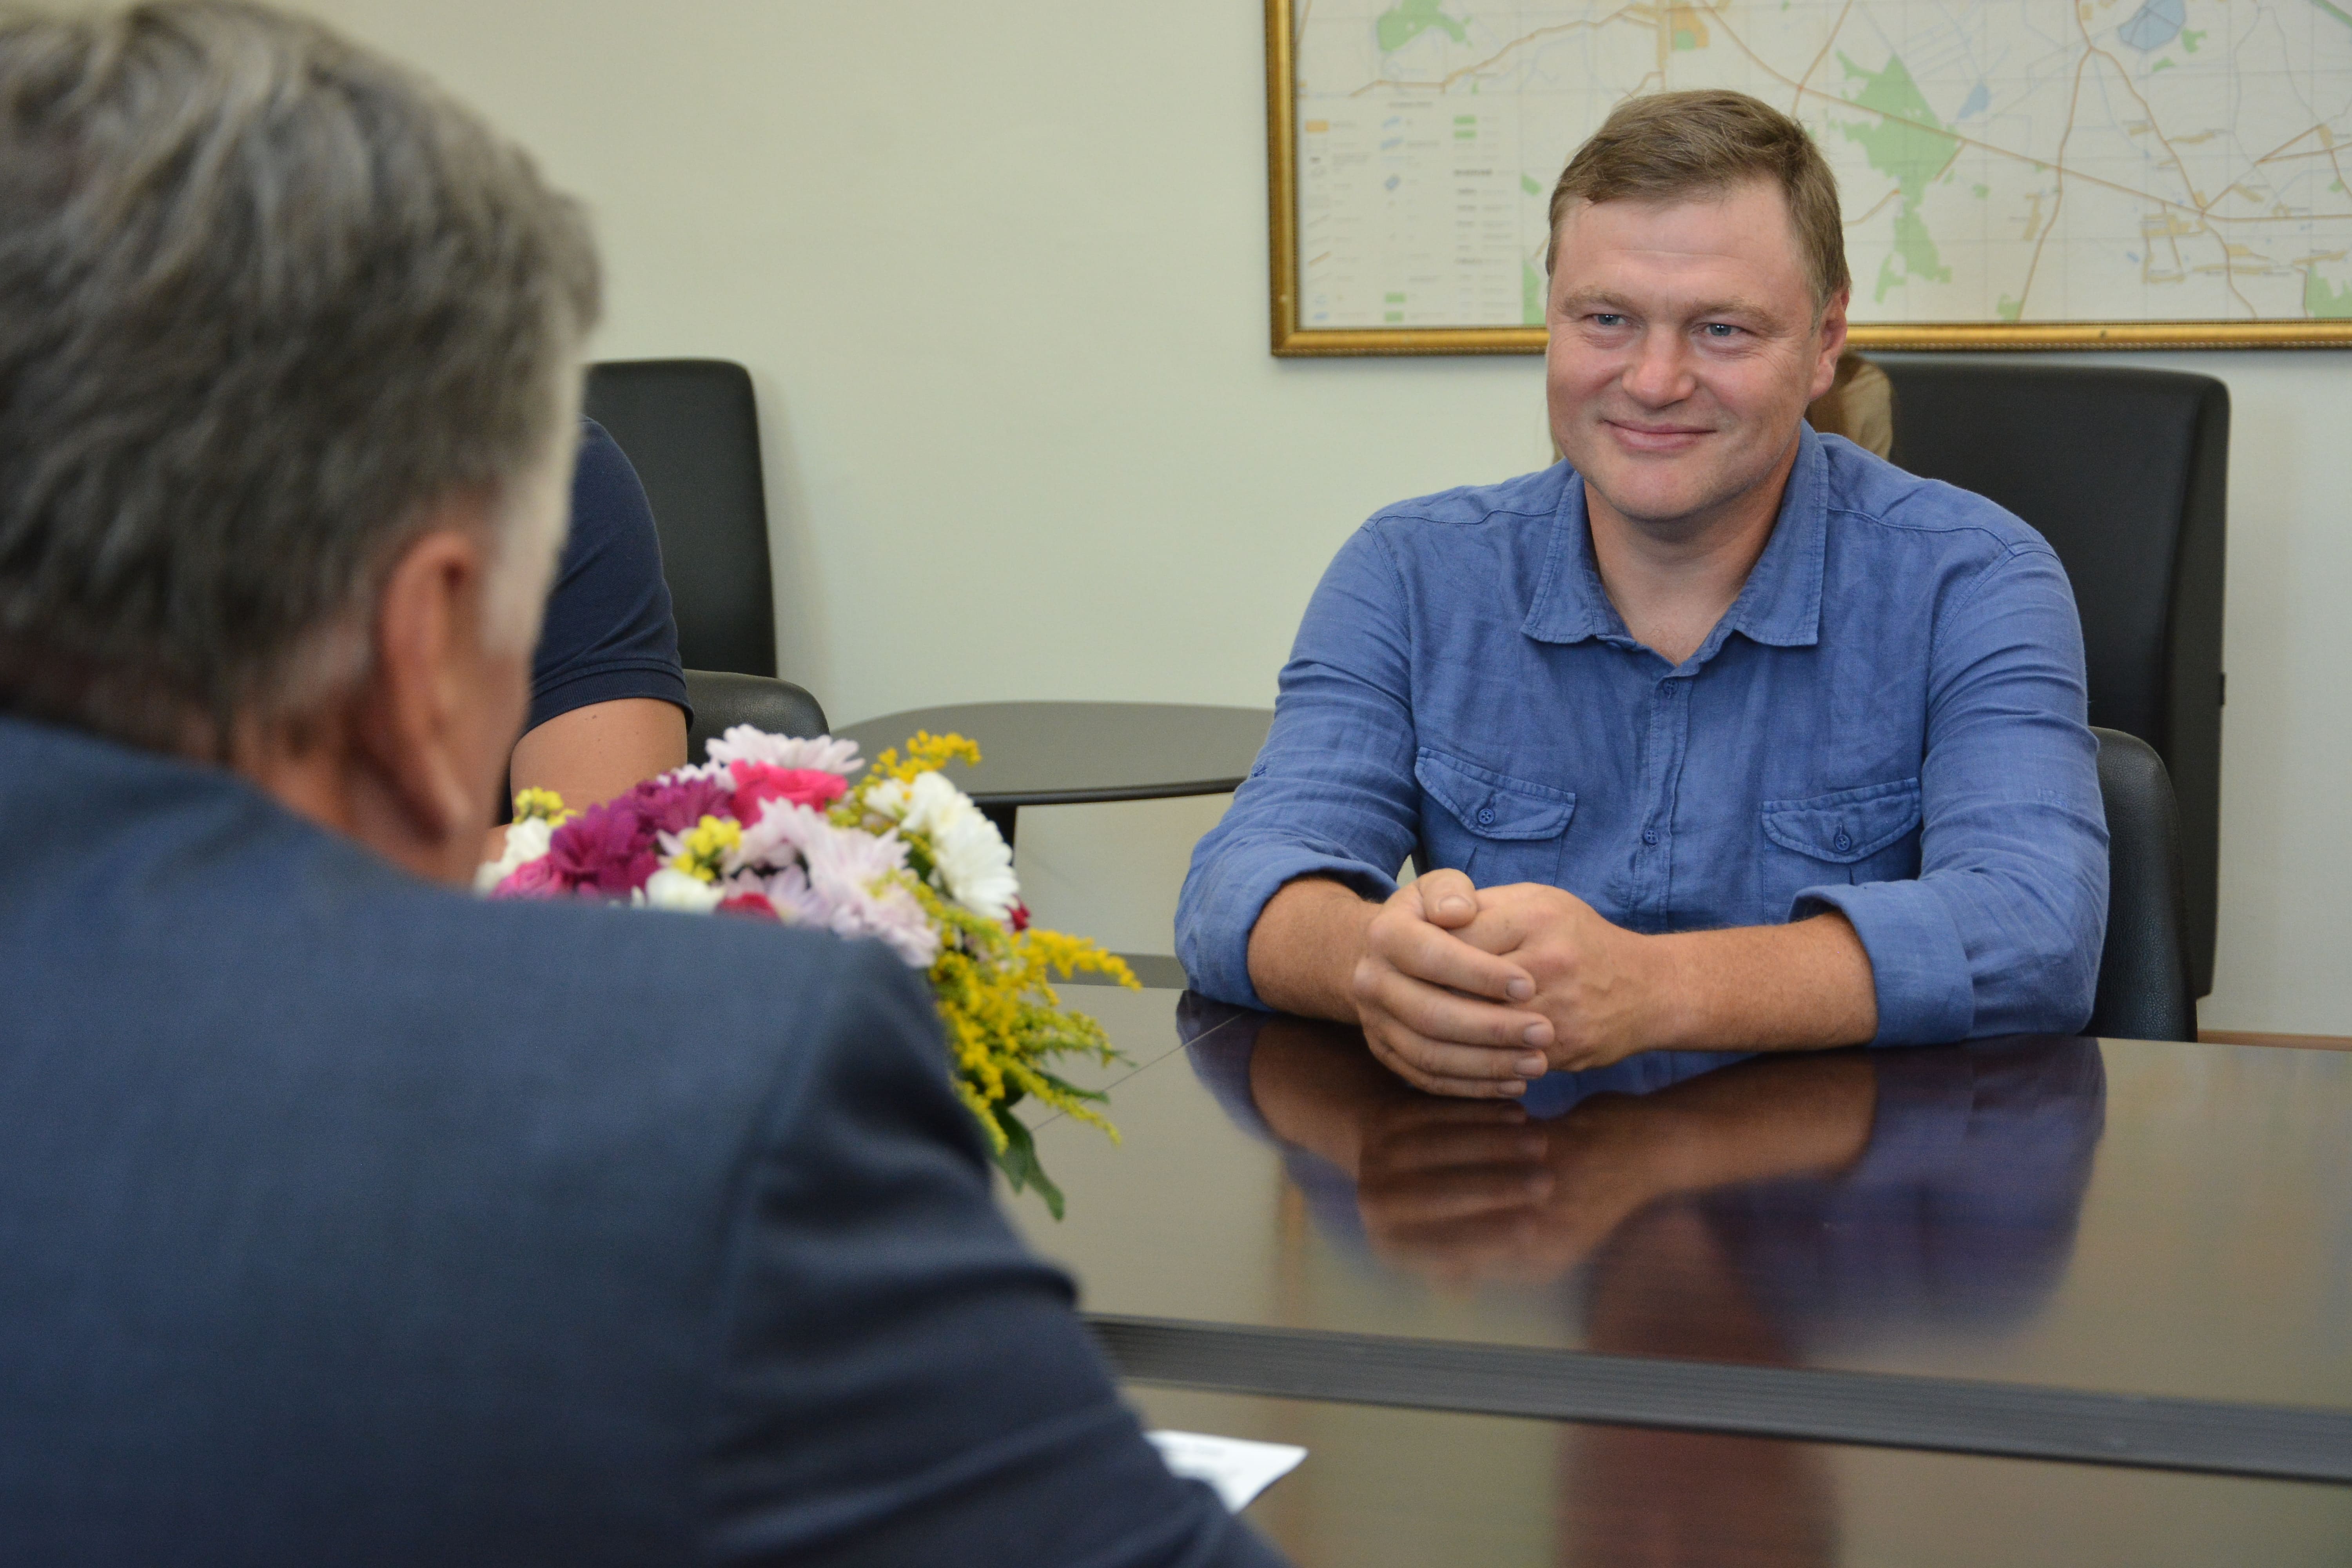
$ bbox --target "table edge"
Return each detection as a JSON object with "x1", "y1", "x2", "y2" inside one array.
[{"x1": 1089, "y1": 1316, "x2": 2352, "y2": 1486}]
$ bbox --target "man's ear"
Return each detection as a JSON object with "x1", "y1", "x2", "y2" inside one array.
[
  {"x1": 1809, "y1": 289, "x2": 1852, "y2": 403},
  {"x1": 352, "y1": 520, "x2": 498, "y2": 852}
]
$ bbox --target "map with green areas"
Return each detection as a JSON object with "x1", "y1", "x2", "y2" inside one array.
[{"x1": 1296, "y1": 0, "x2": 2352, "y2": 329}]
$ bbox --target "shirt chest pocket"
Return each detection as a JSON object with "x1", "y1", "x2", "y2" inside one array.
[
  {"x1": 1759, "y1": 777, "x2": 1923, "y2": 893},
  {"x1": 1414, "y1": 748, "x2": 1575, "y2": 886}
]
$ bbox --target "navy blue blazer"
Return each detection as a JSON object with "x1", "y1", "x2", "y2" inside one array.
[{"x1": 0, "y1": 717, "x2": 1282, "y2": 1567}]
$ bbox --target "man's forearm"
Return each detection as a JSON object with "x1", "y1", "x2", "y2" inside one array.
[
  {"x1": 1649, "y1": 912, "x2": 1878, "y2": 1053},
  {"x1": 1246, "y1": 877, "x2": 1381, "y2": 1022},
  {"x1": 1247, "y1": 877, "x2": 1878, "y2": 1089}
]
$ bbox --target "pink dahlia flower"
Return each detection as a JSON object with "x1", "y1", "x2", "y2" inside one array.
[
  {"x1": 543, "y1": 802, "x2": 661, "y2": 896},
  {"x1": 493, "y1": 855, "x2": 566, "y2": 899},
  {"x1": 622, "y1": 774, "x2": 736, "y2": 839},
  {"x1": 728, "y1": 760, "x2": 847, "y2": 820}
]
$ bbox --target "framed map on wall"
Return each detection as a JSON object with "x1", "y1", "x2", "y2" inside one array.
[{"x1": 1265, "y1": 0, "x2": 2352, "y2": 353}]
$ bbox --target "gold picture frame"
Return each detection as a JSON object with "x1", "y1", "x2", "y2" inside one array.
[{"x1": 1264, "y1": 0, "x2": 2352, "y2": 356}]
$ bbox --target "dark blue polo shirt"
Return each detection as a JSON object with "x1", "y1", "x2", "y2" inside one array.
[{"x1": 528, "y1": 419, "x2": 689, "y2": 735}]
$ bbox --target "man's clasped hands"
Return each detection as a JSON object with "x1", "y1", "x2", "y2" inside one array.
[
  {"x1": 1349, "y1": 869, "x2": 1677, "y2": 1098},
  {"x1": 1258, "y1": 860, "x2": 1877, "y2": 1100}
]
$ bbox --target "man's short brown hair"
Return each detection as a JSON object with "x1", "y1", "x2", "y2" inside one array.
[{"x1": 1545, "y1": 89, "x2": 1850, "y2": 309}]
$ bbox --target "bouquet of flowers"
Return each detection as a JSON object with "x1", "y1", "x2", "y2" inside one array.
[{"x1": 478, "y1": 726, "x2": 1134, "y2": 1217}]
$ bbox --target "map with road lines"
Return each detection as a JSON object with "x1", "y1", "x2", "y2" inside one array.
[{"x1": 1294, "y1": 0, "x2": 2352, "y2": 328}]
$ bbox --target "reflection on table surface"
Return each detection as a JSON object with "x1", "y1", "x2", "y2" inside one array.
[
  {"x1": 1128, "y1": 1385, "x2": 2352, "y2": 1568},
  {"x1": 1009, "y1": 990, "x2": 2352, "y2": 1409},
  {"x1": 1205, "y1": 1008, "x2": 2098, "y2": 1377}
]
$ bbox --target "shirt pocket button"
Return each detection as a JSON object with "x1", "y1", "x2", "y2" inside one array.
[
  {"x1": 1476, "y1": 806, "x2": 1495, "y2": 826},
  {"x1": 1834, "y1": 831, "x2": 1853, "y2": 852}
]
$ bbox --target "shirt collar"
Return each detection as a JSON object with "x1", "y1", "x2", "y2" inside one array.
[{"x1": 1522, "y1": 423, "x2": 1829, "y2": 654}]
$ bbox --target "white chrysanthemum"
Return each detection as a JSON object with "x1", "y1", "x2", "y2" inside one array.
[
  {"x1": 637, "y1": 867, "x2": 726, "y2": 913},
  {"x1": 867, "y1": 772, "x2": 1017, "y2": 920},
  {"x1": 877, "y1": 771, "x2": 967, "y2": 836},
  {"x1": 929, "y1": 807, "x2": 1018, "y2": 922},
  {"x1": 704, "y1": 725, "x2": 863, "y2": 777},
  {"x1": 863, "y1": 776, "x2": 912, "y2": 823},
  {"x1": 474, "y1": 816, "x2": 554, "y2": 894}
]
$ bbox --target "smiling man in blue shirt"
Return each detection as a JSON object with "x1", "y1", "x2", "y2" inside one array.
[{"x1": 1178, "y1": 90, "x2": 2107, "y2": 1097}]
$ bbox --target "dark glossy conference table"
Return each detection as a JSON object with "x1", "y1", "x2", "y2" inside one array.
[
  {"x1": 1003, "y1": 987, "x2": 2352, "y2": 1566},
  {"x1": 838, "y1": 702, "x2": 1272, "y2": 846}
]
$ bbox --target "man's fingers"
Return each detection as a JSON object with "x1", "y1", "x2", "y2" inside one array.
[
  {"x1": 1446, "y1": 910, "x2": 1525, "y2": 958},
  {"x1": 1448, "y1": 903, "x2": 1563, "y2": 960},
  {"x1": 1357, "y1": 962, "x2": 1552, "y2": 1055},
  {"x1": 1414, "y1": 868, "x2": 1478, "y2": 929},
  {"x1": 1365, "y1": 916, "x2": 1535, "y2": 1006},
  {"x1": 1444, "y1": 882, "x2": 1602, "y2": 960}
]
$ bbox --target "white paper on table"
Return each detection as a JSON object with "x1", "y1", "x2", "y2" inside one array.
[{"x1": 1145, "y1": 1429, "x2": 1307, "y2": 1512}]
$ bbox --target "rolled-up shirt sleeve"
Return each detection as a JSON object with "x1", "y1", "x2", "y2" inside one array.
[
  {"x1": 1177, "y1": 527, "x2": 1425, "y2": 1008},
  {"x1": 1795, "y1": 545, "x2": 2108, "y2": 1043}
]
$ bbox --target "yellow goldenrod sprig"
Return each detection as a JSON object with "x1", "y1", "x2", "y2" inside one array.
[
  {"x1": 869, "y1": 730, "x2": 982, "y2": 786},
  {"x1": 892, "y1": 864, "x2": 1135, "y2": 1217},
  {"x1": 847, "y1": 732, "x2": 1135, "y2": 1217},
  {"x1": 511, "y1": 787, "x2": 575, "y2": 826},
  {"x1": 670, "y1": 814, "x2": 743, "y2": 883}
]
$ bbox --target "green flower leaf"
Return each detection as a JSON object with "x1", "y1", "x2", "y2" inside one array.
[{"x1": 990, "y1": 1107, "x2": 1065, "y2": 1221}]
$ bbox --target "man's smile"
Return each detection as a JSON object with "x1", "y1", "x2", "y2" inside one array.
[{"x1": 1599, "y1": 417, "x2": 1713, "y2": 455}]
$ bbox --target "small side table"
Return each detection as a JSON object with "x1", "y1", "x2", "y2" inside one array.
[{"x1": 838, "y1": 701, "x2": 1274, "y2": 848}]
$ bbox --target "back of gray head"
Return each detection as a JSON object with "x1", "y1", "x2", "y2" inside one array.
[{"x1": 0, "y1": 0, "x2": 601, "y2": 754}]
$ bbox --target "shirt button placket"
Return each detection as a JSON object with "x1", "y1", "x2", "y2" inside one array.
[{"x1": 1636, "y1": 674, "x2": 1691, "y2": 932}]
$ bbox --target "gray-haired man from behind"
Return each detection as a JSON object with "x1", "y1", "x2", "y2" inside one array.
[{"x1": 0, "y1": 6, "x2": 1286, "y2": 1564}]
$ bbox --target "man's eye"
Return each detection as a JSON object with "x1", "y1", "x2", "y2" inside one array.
[
  {"x1": 1589, "y1": 313, "x2": 1626, "y2": 328},
  {"x1": 1701, "y1": 322, "x2": 1740, "y2": 338}
]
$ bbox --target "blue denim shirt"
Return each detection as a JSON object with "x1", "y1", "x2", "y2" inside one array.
[{"x1": 1177, "y1": 427, "x2": 2108, "y2": 1045}]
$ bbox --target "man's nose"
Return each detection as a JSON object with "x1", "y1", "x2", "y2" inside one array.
[{"x1": 1620, "y1": 330, "x2": 1693, "y2": 407}]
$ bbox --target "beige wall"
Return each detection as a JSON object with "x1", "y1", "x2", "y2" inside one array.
[{"x1": 290, "y1": 0, "x2": 2349, "y2": 1033}]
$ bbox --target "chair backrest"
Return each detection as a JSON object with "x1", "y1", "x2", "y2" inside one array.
[
  {"x1": 682, "y1": 669, "x2": 829, "y2": 765},
  {"x1": 585, "y1": 360, "x2": 777, "y2": 678},
  {"x1": 2087, "y1": 726, "x2": 2196, "y2": 1042},
  {"x1": 1879, "y1": 360, "x2": 2226, "y2": 997}
]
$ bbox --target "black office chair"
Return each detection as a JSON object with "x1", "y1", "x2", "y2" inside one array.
[
  {"x1": 585, "y1": 359, "x2": 779, "y2": 679},
  {"x1": 2087, "y1": 726, "x2": 2196, "y2": 1042},
  {"x1": 682, "y1": 669, "x2": 828, "y2": 763},
  {"x1": 1878, "y1": 360, "x2": 2227, "y2": 998}
]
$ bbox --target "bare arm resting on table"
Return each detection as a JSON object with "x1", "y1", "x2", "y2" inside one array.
[{"x1": 1247, "y1": 871, "x2": 1877, "y2": 1099}]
